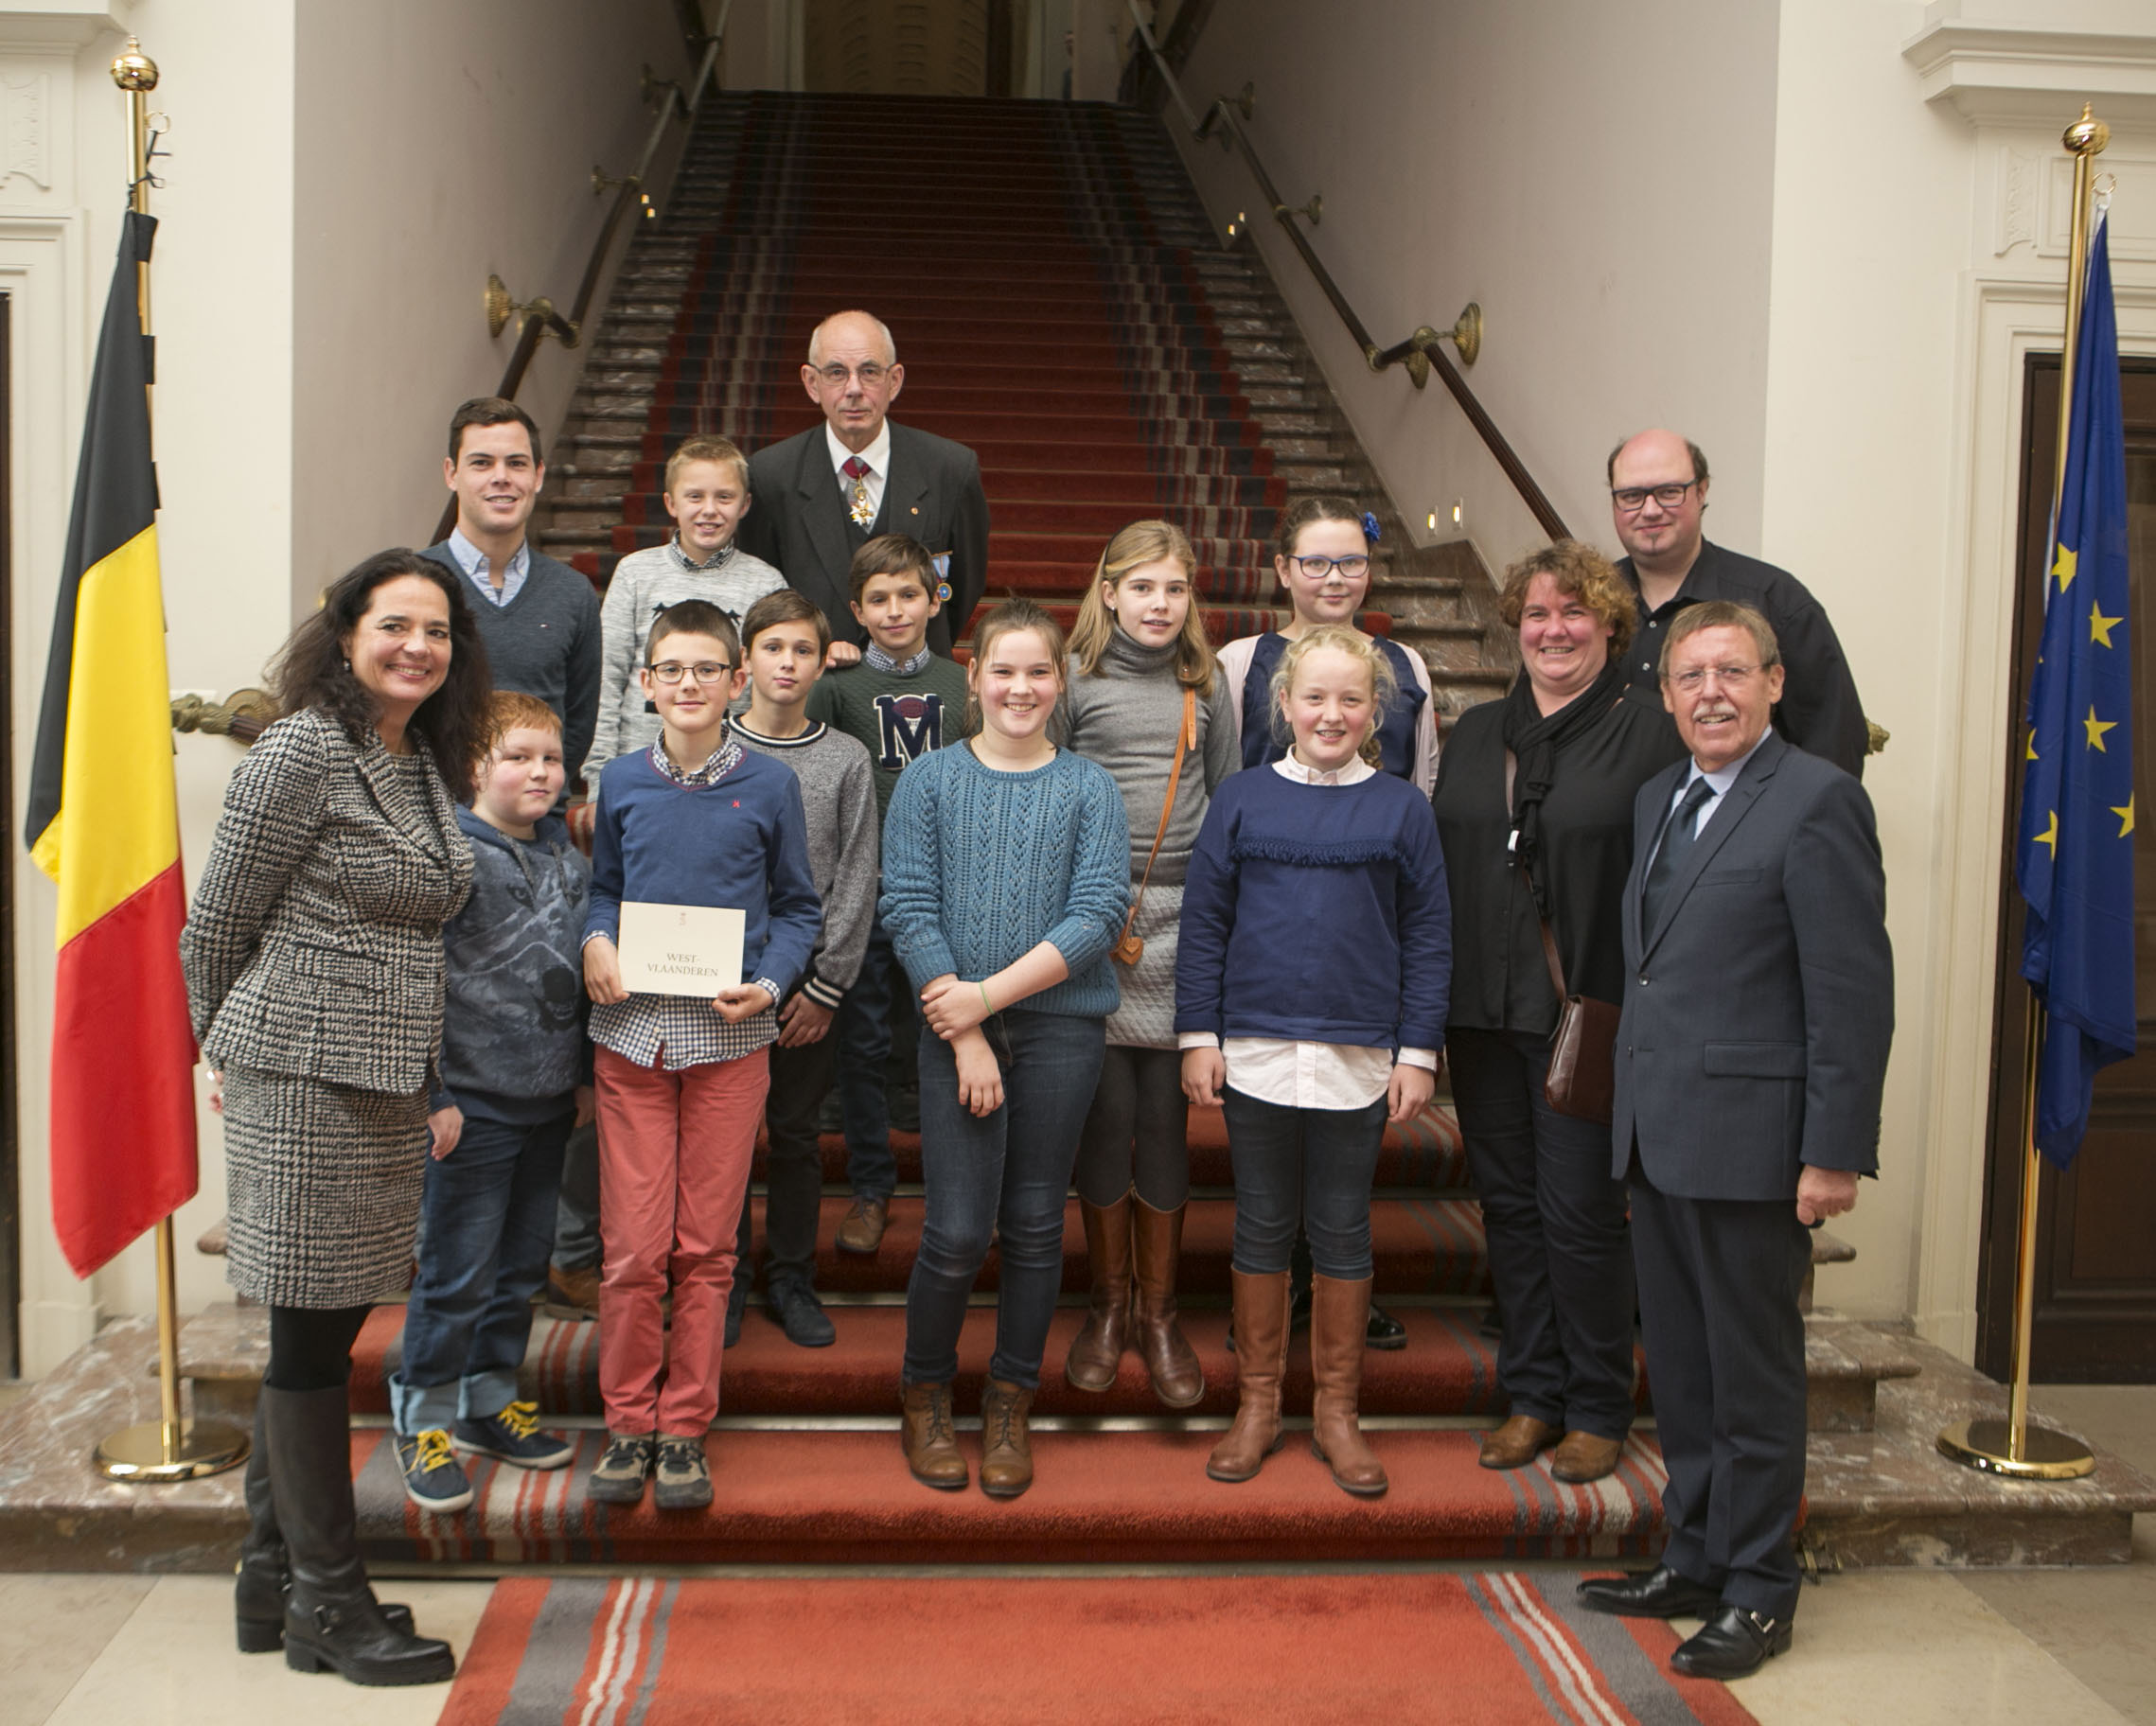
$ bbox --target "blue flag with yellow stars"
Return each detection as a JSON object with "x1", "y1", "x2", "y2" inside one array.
[{"x1": 2018, "y1": 213, "x2": 2136, "y2": 1169}]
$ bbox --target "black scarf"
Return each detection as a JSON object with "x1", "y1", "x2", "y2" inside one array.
[{"x1": 1499, "y1": 656, "x2": 1630, "y2": 916}]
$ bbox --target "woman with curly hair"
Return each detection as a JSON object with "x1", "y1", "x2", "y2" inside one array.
[
  {"x1": 182, "y1": 548, "x2": 489, "y2": 1686},
  {"x1": 1430, "y1": 539, "x2": 1686, "y2": 1485}
]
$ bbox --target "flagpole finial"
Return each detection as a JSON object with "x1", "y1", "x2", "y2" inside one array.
[
  {"x1": 2063, "y1": 104, "x2": 2109, "y2": 157},
  {"x1": 111, "y1": 37, "x2": 158, "y2": 93}
]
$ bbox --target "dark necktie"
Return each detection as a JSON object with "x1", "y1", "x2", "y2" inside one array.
[
  {"x1": 1642, "y1": 777, "x2": 1716, "y2": 936},
  {"x1": 841, "y1": 456, "x2": 874, "y2": 527}
]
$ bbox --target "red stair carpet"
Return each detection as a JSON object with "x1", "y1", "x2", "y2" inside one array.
[
  {"x1": 560, "y1": 91, "x2": 1393, "y2": 645},
  {"x1": 439, "y1": 1572, "x2": 1759, "y2": 1726}
]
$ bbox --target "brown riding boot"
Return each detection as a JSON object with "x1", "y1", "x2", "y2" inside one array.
[
  {"x1": 899, "y1": 1382, "x2": 968, "y2": 1491},
  {"x1": 978, "y1": 1379, "x2": 1035, "y2": 1499},
  {"x1": 1309, "y1": 1274, "x2": 1387, "y2": 1497},
  {"x1": 1130, "y1": 1197, "x2": 1204, "y2": 1409},
  {"x1": 1207, "y1": 1270, "x2": 1292, "y2": 1483},
  {"x1": 1064, "y1": 1195, "x2": 1132, "y2": 1392}
]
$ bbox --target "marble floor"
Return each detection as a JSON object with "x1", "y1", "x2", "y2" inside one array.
[{"x1": 3, "y1": 1383, "x2": 2149, "y2": 1726}]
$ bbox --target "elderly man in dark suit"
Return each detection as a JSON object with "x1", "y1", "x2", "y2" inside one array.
[
  {"x1": 737, "y1": 309, "x2": 991, "y2": 654},
  {"x1": 1579, "y1": 600, "x2": 1893, "y2": 1680}
]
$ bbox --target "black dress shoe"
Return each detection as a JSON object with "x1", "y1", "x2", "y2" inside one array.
[
  {"x1": 1669, "y1": 1605, "x2": 1793, "y2": 1679},
  {"x1": 1365, "y1": 1302, "x2": 1406, "y2": 1350},
  {"x1": 1576, "y1": 1565, "x2": 1724, "y2": 1620}
]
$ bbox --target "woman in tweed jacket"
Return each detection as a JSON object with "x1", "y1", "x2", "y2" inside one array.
[{"x1": 181, "y1": 549, "x2": 487, "y2": 1688}]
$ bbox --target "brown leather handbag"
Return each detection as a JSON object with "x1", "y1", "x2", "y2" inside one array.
[
  {"x1": 1113, "y1": 689, "x2": 1197, "y2": 967},
  {"x1": 1505, "y1": 746, "x2": 1618, "y2": 1124}
]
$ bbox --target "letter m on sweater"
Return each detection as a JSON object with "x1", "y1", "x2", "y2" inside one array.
[{"x1": 874, "y1": 692, "x2": 946, "y2": 770}]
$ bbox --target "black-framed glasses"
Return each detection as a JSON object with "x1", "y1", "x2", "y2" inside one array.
[
  {"x1": 1289, "y1": 554, "x2": 1370, "y2": 579},
  {"x1": 814, "y1": 362, "x2": 891, "y2": 387},
  {"x1": 1611, "y1": 481, "x2": 1700, "y2": 514},
  {"x1": 646, "y1": 660, "x2": 734, "y2": 685}
]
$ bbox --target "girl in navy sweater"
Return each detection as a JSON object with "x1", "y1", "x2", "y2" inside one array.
[
  {"x1": 881, "y1": 598, "x2": 1130, "y2": 1499},
  {"x1": 1177, "y1": 626, "x2": 1451, "y2": 1497}
]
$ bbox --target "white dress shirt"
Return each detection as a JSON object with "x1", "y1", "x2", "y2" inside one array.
[
  {"x1": 444, "y1": 528, "x2": 531, "y2": 608},
  {"x1": 825, "y1": 420, "x2": 892, "y2": 527},
  {"x1": 1652, "y1": 729, "x2": 1773, "y2": 864},
  {"x1": 1178, "y1": 750, "x2": 1440, "y2": 1109}
]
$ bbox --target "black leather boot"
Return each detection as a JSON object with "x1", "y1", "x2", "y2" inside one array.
[
  {"x1": 264, "y1": 1383, "x2": 455, "y2": 1686},
  {"x1": 236, "y1": 1398, "x2": 413, "y2": 1652}
]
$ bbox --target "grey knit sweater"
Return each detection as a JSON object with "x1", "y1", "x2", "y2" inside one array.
[
  {"x1": 731, "y1": 716, "x2": 878, "y2": 1009},
  {"x1": 1057, "y1": 629, "x2": 1240, "y2": 887}
]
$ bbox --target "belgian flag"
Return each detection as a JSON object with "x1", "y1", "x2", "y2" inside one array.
[{"x1": 24, "y1": 208, "x2": 199, "y2": 1277}]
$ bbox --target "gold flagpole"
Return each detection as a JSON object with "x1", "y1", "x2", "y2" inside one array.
[
  {"x1": 93, "y1": 35, "x2": 247, "y2": 1486},
  {"x1": 1936, "y1": 106, "x2": 2107, "y2": 1483}
]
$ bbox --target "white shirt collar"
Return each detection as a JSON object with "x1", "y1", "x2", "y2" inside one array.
[
  {"x1": 825, "y1": 419, "x2": 892, "y2": 479},
  {"x1": 445, "y1": 527, "x2": 530, "y2": 581},
  {"x1": 1272, "y1": 751, "x2": 1377, "y2": 787},
  {"x1": 1680, "y1": 727, "x2": 1772, "y2": 801}
]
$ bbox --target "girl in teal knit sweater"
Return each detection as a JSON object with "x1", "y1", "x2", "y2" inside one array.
[{"x1": 879, "y1": 599, "x2": 1130, "y2": 1499}]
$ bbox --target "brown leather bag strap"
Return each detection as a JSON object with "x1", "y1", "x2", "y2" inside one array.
[
  {"x1": 1505, "y1": 747, "x2": 1571, "y2": 1001},
  {"x1": 1122, "y1": 688, "x2": 1196, "y2": 939}
]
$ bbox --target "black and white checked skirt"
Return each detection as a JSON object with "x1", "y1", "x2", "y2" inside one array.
[{"x1": 220, "y1": 1065, "x2": 431, "y2": 1308}]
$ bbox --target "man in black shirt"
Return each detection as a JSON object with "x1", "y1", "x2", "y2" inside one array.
[{"x1": 1607, "y1": 430, "x2": 1869, "y2": 778}]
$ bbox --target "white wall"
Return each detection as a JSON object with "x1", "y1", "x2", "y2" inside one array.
[
  {"x1": 289, "y1": 0, "x2": 690, "y2": 609},
  {"x1": 1166, "y1": 0, "x2": 1782, "y2": 572}
]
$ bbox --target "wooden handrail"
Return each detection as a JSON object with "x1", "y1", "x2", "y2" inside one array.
[
  {"x1": 431, "y1": 3, "x2": 732, "y2": 544},
  {"x1": 1124, "y1": 2, "x2": 1570, "y2": 542}
]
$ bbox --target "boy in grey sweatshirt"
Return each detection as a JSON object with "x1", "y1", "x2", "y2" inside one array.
[{"x1": 727, "y1": 590, "x2": 878, "y2": 1348}]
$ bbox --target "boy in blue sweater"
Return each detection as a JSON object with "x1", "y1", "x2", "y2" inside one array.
[
  {"x1": 579, "y1": 599, "x2": 822, "y2": 1510},
  {"x1": 392, "y1": 693, "x2": 592, "y2": 1514}
]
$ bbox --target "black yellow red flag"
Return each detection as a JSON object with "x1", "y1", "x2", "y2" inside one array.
[{"x1": 25, "y1": 208, "x2": 198, "y2": 1277}]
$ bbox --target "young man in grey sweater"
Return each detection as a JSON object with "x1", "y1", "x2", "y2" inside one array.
[{"x1": 726, "y1": 589, "x2": 878, "y2": 1347}]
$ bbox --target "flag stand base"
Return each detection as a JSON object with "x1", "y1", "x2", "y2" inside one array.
[
  {"x1": 1937, "y1": 1418, "x2": 2095, "y2": 1481},
  {"x1": 95, "y1": 1418, "x2": 248, "y2": 1483}
]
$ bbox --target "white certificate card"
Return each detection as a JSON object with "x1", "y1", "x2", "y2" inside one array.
[{"x1": 617, "y1": 902, "x2": 746, "y2": 997}]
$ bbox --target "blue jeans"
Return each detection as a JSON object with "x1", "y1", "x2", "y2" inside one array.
[
  {"x1": 551, "y1": 1118, "x2": 600, "y2": 1273},
  {"x1": 391, "y1": 1107, "x2": 574, "y2": 1435},
  {"x1": 1222, "y1": 1086, "x2": 1387, "y2": 1278},
  {"x1": 902, "y1": 1009, "x2": 1105, "y2": 1390},
  {"x1": 835, "y1": 912, "x2": 899, "y2": 1201}
]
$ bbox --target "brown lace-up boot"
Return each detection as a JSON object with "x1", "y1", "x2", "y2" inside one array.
[
  {"x1": 1130, "y1": 1197, "x2": 1204, "y2": 1408},
  {"x1": 1207, "y1": 1269, "x2": 1291, "y2": 1482},
  {"x1": 1063, "y1": 1195, "x2": 1131, "y2": 1392},
  {"x1": 900, "y1": 1382, "x2": 967, "y2": 1490},
  {"x1": 1309, "y1": 1274, "x2": 1387, "y2": 1497},
  {"x1": 978, "y1": 1378, "x2": 1036, "y2": 1498}
]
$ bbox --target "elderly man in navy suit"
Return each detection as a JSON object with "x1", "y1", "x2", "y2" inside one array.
[
  {"x1": 1578, "y1": 600, "x2": 1893, "y2": 1680},
  {"x1": 738, "y1": 309, "x2": 990, "y2": 655}
]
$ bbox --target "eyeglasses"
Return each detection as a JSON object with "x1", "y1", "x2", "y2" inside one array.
[
  {"x1": 813, "y1": 362, "x2": 892, "y2": 387},
  {"x1": 1667, "y1": 662, "x2": 1761, "y2": 694},
  {"x1": 1289, "y1": 554, "x2": 1370, "y2": 579},
  {"x1": 1611, "y1": 481, "x2": 1700, "y2": 514},
  {"x1": 646, "y1": 660, "x2": 734, "y2": 685}
]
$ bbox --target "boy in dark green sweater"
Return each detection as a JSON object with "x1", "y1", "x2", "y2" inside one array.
[{"x1": 805, "y1": 535, "x2": 969, "y2": 1252}]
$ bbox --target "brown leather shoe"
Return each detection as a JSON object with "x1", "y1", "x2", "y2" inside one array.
[
  {"x1": 1478, "y1": 1414, "x2": 1560, "y2": 1471},
  {"x1": 1064, "y1": 1195, "x2": 1131, "y2": 1392},
  {"x1": 836, "y1": 1196, "x2": 890, "y2": 1256},
  {"x1": 1308, "y1": 1274, "x2": 1387, "y2": 1497},
  {"x1": 545, "y1": 1262, "x2": 601, "y2": 1321},
  {"x1": 899, "y1": 1382, "x2": 967, "y2": 1490},
  {"x1": 1550, "y1": 1429, "x2": 1625, "y2": 1483},
  {"x1": 1130, "y1": 1197, "x2": 1204, "y2": 1409},
  {"x1": 978, "y1": 1378, "x2": 1035, "y2": 1499},
  {"x1": 1208, "y1": 1270, "x2": 1292, "y2": 1483}
]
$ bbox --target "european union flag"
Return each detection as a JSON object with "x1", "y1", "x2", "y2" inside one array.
[{"x1": 2018, "y1": 214, "x2": 2137, "y2": 1168}]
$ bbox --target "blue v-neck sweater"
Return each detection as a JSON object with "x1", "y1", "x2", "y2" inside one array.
[{"x1": 1175, "y1": 766, "x2": 1452, "y2": 1050}]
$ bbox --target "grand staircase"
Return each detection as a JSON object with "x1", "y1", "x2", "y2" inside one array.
[{"x1": 2, "y1": 91, "x2": 2150, "y2": 1582}]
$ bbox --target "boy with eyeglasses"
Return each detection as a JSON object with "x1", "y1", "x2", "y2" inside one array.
[{"x1": 578, "y1": 599, "x2": 822, "y2": 1510}]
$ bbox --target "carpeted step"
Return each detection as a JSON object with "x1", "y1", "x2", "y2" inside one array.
[
  {"x1": 351, "y1": 1425, "x2": 1666, "y2": 1566},
  {"x1": 350, "y1": 1304, "x2": 1539, "y2": 1422}
]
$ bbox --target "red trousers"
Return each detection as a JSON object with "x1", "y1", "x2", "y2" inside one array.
[{"x1": 593, "y1": 1044, "x2": 769, "y2": 1435}]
